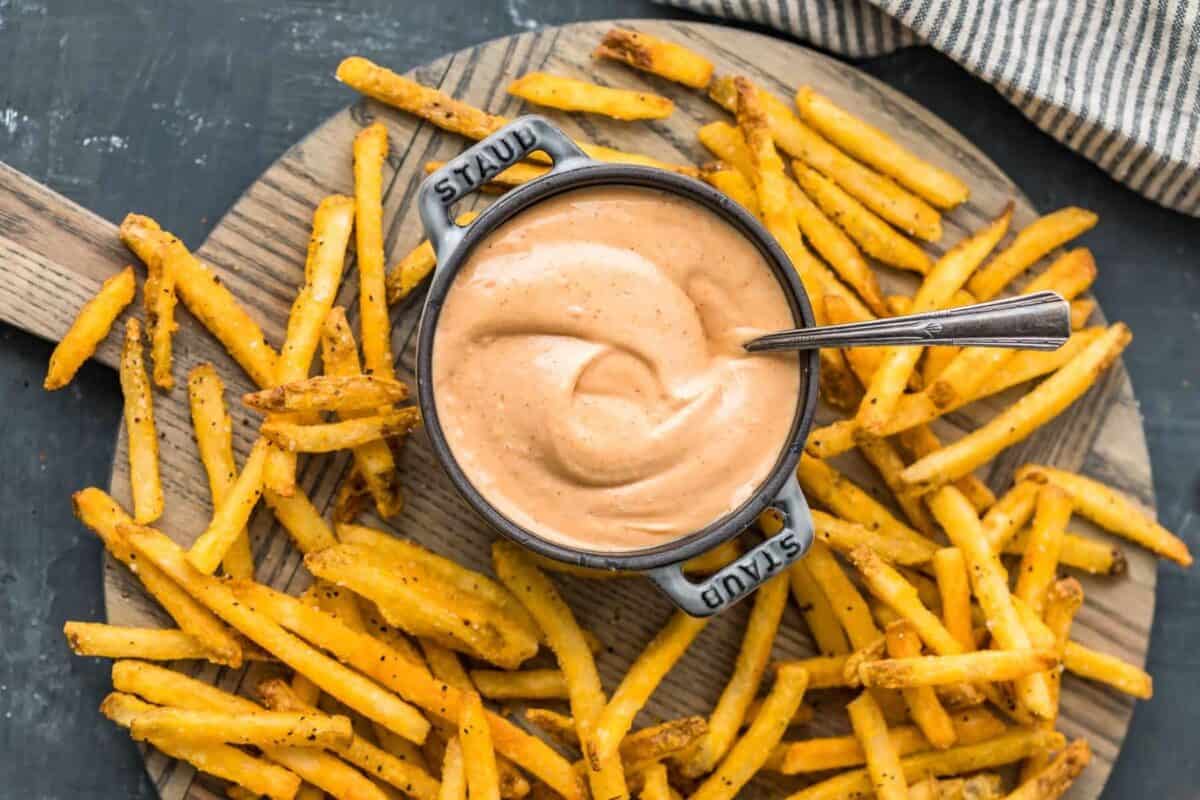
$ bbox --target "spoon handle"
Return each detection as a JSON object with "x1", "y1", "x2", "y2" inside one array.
[{"x1": 745, "y1": 291, "x2": 1071, "y2": 353}]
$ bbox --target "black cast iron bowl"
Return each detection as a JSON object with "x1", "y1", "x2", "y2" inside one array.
[{"x1": 414, "y1": 116, "x2": 819, "y2": 616}]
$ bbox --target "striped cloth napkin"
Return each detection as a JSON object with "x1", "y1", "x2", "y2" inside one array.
[{"x1": 658, "y1": 0, "x2": 1199, "y2": 217}]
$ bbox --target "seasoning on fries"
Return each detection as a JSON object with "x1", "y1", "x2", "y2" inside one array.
[
  {"x1": 968, "y1": 207, "x2": 1099, "y2": 300},
  {"x1": 45, "y1": 266, "x2": 135, "y2": 391},
  {"x1": 594, "y1": 27, "x2": 714, "y2": 89},
  {"x1": 119, "y1": 317, "x2": 163, "y2": 524},
  {"x1": 508, "y1": 72, "x2": 674, "y2": 120}
]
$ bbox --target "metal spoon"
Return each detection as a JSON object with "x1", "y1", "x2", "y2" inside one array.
[{"x1": 745, "y1": 291, "x2": 1071, "y2": 353}]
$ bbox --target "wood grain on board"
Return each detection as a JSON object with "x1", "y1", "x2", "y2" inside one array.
[{"x1": 0, "y1": 19, "x2": 1155, "y2": 800}]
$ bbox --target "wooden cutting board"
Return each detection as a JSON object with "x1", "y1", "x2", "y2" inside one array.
[{"x1": 0, "y1": 19, "x2": 1156, "y2": 800}]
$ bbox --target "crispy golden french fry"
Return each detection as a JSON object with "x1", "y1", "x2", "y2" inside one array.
[
  {"x1": 245, "y1": 375, "x2": 408, "y2": 413},
  {"x1": 690, "y1": 664, "x2": 808, "y2": 800},
  {"x1": 72, "y1": 489, "x2": 242, "y2": 665},
  {"x1": 471, "y1": 669, "x2": 567, "y2": 700},
  {"x1": 594, "y1": 28, "x2": 713, "y2": 88},
  {"x1": 697, "y1": 121, "x2": 755, "y2": 180},
  {"x1": 787, "y1": 559, "x2": 852, "y2": 656},
  {"x1": 787, "y1": 729, "x2": 1066, "y2": 800},
  {"x1": 968, "y1": 208, "x2": 1099, "y2": 300},
  {"x1": 983, "y1": 480, "x2": 1043, "y2": 552},
  {"x1": 120, "y1": 214, "x2": 279, "y2": 388},
  {"x1": 931, "y1": 549, "x2": 975, "y2": 652},
  {"x1": 260, "y1": 486, "x2": 338, "y2": 554},
  {"x1": 129, "y1": 706, "x2": 353, "y2": 748},
  {"x1": 707, "y1": 77, "x2": 941, "y2": 240},
  {"x1": 803, "y1": 540, "x2": 880, "y2": 650},
  {"x1": 188, "y1": 364, "x2": 254, "y2": 578},
  {"x1": 45, "y1": 266, "x2": 136, "y2": 390},
  {"x1": 771, "y1": 654, "x2": 851, "y2": 690},
  {"x1": 1063, "y1": 640, "x2": 1153, "y2": 699},
  {"x1": 142, "y1": 235, "x2": 179, "y2": 389},
  {"x1": 229, "y1": 582, "x2": 583, "y2": 799},
  {"x1": 902, "y1": 324, "x2": 1132, "y2": 492},
  {"x1": 589, "y1": 611, "x2": 707, "y2": 762},
  {"x1": 101, "y1": 692, "x2": 302, "y2": 800},
  {"x1": 458, "y1": 692, "x2": 501, "y2": 800},
  {"x1": 1008, "y1": 739, "x2": 1091, "y2": 800},
  {"x1": 862, "y1": 649, "x2": 1058, "y2": 689},
  {"x1": 794, "y1": 160, "x2": 933, "y2": 273},
  {"x1": 187, "y1": 438, "x2": 269, "y2": 574},
  {"x1": 509, "y1": 72, "x2": 673, "y2": 120},
  {"x1": 809, "y1": 509, "x2": 936, "y2": 566},
  {"x1": 64, "y1": 622, "x2": 229, "y2": 662},
  {"x1": 886, "y1": 290, "x2": 977, "y2": 317},
  {"x1": 896, "y1": 425, "x2": 996, "y2": 514},
  {"x1": 699, "y1": 163, "x2": 760, "y2": 216},
  {"x1": 848, "y1": 546, "x2": 964, "y2": 659},
  {"x1": 938, "y1": 774, "x2": 1004, "y2": 800},
  {"x1": 1019, "y1": 578, "x2": 1084, "y2": 782},
  {"x1": 491, "y1": 541, "x2": 627, "y2": 800},
  {"x1": 439, "y1": 736, "x2": 466, "y2": 800},
  {"x1": 119, "y1": 318, "x2": 163, "y2": 524},
  {"x1": 1002, "y1": 528, "x2": 1126, "y2": 576},
  {"x1": 353, "y1": 122, "x2": 395, "y2": 383},
  {"x1": 257, "y1": 678, "x2": 441, "y2": 800},
  {"x1": 795, "y1": 86, "x2": 969, "y2": 209},
  {"x1": 420, "y1": 638, "x2": 475, "y2": 691},
  {"x1": 524, "y1": 712, "x2": 707, "y2": 766},
  {"x1": 858, "y1": 436, "x2": 940, "y2": 536},
  {"x1": 121, "y1": 526, "x2": 431, "y2": 744},
  {"x1": 386, "y1": 212, "x2": 481, "y2": 304},
  {"x1": 765, "y1": 707, "x2": 1004, "y2": 775},
  {"x1": 798, "y1": 455, "x2": 935, "y2": 555},
  {"x1": 857, "y1": 206, "x2": 1013, "y2": 434},
  {"x1": 1013, "y1": 486, "x2": 1071, "y2": 615},
  {"x1": 743, "y1": 697, "x2": 814, "y2": 730},
  {"x1": 306, "y1": 544, "x2": 538, "y2": 668},
  {"x1": 1015, "y1": 464, "x2": 1191, "y2": 566},
  {"x1": 928, "y1": 487, "x2": 1054, "y2": 719},
  {"x1": 263, "y1": 408, "x2": 421, "y2": 453},
  {"x1": 333, "y1": 468, "x2": 371, "y2": 523},
  {"x1": 846, "y1": 691, "x2": 908, "y2": 800},
  {"x1": 638, "y1": 762, "x2": 671, "y2": 800},
  {"x1": 1070, "y1": 298, "x2": 1096, "y2": 329}
]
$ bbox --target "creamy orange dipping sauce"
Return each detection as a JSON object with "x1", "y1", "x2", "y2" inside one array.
[{"x1": 432, "y1": 186, "x2": 801, "y2": 552}]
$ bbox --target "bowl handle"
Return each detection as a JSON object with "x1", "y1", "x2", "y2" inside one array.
[
  {"x1": 418, "y1": 115, "x2": 591, "y2": 259},
  {"x1": 650, "y1": 475, "x2": 814, "y2": 617}
]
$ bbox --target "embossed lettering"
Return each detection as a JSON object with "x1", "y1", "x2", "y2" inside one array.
[
  {"x1": 512, "y1": 125, "x2": 537, "y2": 150},
  {"x1": 474, "y1": 151, "x2": 500, "y2": 181},
  {"x1": 487, "y1": 139, "x2": 515, "y2": 165},
  {"x1": 779, "y1": 532, "x2": 801, "y2": 558},
  {"x1": 451, "y1": 163, "x2": 473, "y2": 189},
  {"x1": 760, "y1": 547, "x2": 783, "y2": 572},
  {"x1": 434, "y1": 177, "x2": 456, "y2": 204},
  {"x1": 701, "y1": 586, "x2": 724, "y2": 610},
  {"x1": 738, "y1": 560, "x2": 761, "y2": 582},
  {"x1": 720, "y1": 573, "x2": 746, "y2": 599}
]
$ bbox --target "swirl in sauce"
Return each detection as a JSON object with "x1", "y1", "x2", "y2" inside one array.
[{"x1": 432, "y1": 186, "x2": 801, "y2": 552}]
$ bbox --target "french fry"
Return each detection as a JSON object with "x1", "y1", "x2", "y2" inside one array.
[
  {"x1": 787, "y1": 559, "x2": 852, "y2": 656},
  {"x1": 119, "y1": 318, "x2": 164, "y2": 524},
  {"x1": 187, "y1": 438, "x2": 269, "y2": 574},
  {"x1": 257, "y1": 678, "x2": 442, "y2": 800},
  {"x1": 798, "y1": 455, "x2": 935, "y2": 555},
  {"x1": 810, "y1": 509, "x2": 936, "y2": 566},
  {"x1": 1001, "y1": 528, "x2": 1126, "y2": 576},
  {"x1": 226, "y1": 581, "x2": 583, "y2": 799},
  {"x1": 120, "y1": 215, "x2": 279, "y2": 389},
  {"x1": 699, "y1": 163, "x2": 760, "y2": 216},
  {"x1": 1070, "y1": 298, "x2": 1096, "y2": 329},
  {"x1": 886, "y1": 621, "x2": 956, "y2": 749},
  {"x1": 1015, "y1": 464, "x2": 1192, "y2": 566},
  {"x1": 681, "y1": 539, "x2": 742, "y2": 575},
  {"x1": 743, "y1": 697, "x2": 814, "y2": 729},
  {"x1": 440, "y1": 737, "x2": 466, "y2": 800},
  {"x1": 848, "y1": 546, "x2": 964, "y2": 658},
  {"x1": 263, "y1": 408, "x2": 421, "y2": 453},
  {"x1": 902, "y1": 324, "x2": 1132, "y2": 492},
  {"x1": 590, "y1": 611, "x2": 708, "y2": 763},
  {"x1": 856, "y1": 206, "x2": 1012, "y2": 434},
  {"x1": 594, "y1": 28, "x2": 713, "y2": 89},
  {"x1": 707, "y1": 76, "x2": 941, "y2": 240},
  {"x1": 858, "y1": 436, "x2": 940, "y2": 536},
  {"x1": 786, "y1": 180, "x2": 888, "y2": 315},
  {"x1": 352, "y1": 122, "x2": 395, "y2": 383},
  {"x1": 265, "y1": 194, "x2": 356, "y2": 495},
  {"x1": 111, "y1": 662, "x2": 392, "y2": 800},
  {"x1": 886, "y1": 291, "x2": 977, "y2": 317},
  {"x1": 846, "y1": 691, "x2": 908, "y2": 800},
  {"x1": 1013, "y1": 486, "x2": 1071, "y2": 615},
  {"x1": 524, "y1": 712, "x2": 707, "y2": 767},
  {"x1": 765, "y1": 707, "x2": 1005, "y2": 774},
  {"x1": 321, "y1": 306, "x2": 404, "y2": 518},
  {"x1": 1006, "y1": 739, "x2": 1090, "y2": 800},
  {"x1": 333, "y1": 468, "x2": 371, "y2": 523},
  {"x1": 459, "y1": 691, "x2": 501, "y2": 800},
  {"x1": 938, "y1": 774, "x2": 1004, "y2": 800},
  {"x1": 71, "y1": 489, "x2": 242, "y2": 666},
  {"x1": 968, "y1": 208, "x2": 1099, "y2": 300},
  {"x1": 803, "y1": 540, "x2": 880, "y2": 650},
  {"x1": 245, "y1": 375, "x2": 408, "y2": 413},
  {"x1": 63, "y1": 622, "x2": 237, "y2": 663},
  {"x1": 508, "y1": 72, "x2": 673, "y2": 120},
  {"x1": 690, "y1": 664, "x2": 808, "y2": 800},
  {"x1": 932, "y1": 549, "x2": 975, "y2": 652},
  {"x1": 928, "y1": 487, "x2": 1055, "y2": 719},
  {"x1": 638, "y1": 763, "x2": 672, "y2": 800},
  {"x1": 795, "y1": 86, "x2": 969, "y2": 209},
  {"x1": 129, "y1": 706, "x2": 353, "y2": 748},
  {"x1": 1020, "y1": 578, "x2": 1084, "y2": 782},
  {"x1": 471, "y1": 669, "x2": 568, "y2": 700},
  {"x1": 895, "y1": 425, "x2": 996, "y2": 514},
  {"x1": 1063, "y1": 640, "x2": 1153, "y2": 699},
  {"x1": 861, "y1": 649, "x2": 1058, "y2": 689},
  {"x1": 982, "y1": 481, "x2": 1043, "y2": 552},
  {"x1": 786, "y1": 729, "x2": 1065, "y2": 800},
  {"x1": 121, "y1": 525, "x2": 431, "y2": 744},
  {"x1": 421, "y1": 638, "x2": 475, "y2": 691},
  {"x1": 142, "y1": 233, "x2": 179, "y2": 389},
  {"x1": 100, "y1": 692, "x2": 302, "y2": 800},
  {"x1": 771, "y1": 654, "x2": 852, "y2": 690},
  {"x1": 491, "y1": 541, "x2": 627, "y2": 800},
  {"x1": 696, "y1": 121, "x2": 755, "y2": 180},
  {"x1": 188, "y1": 364, "x2": 254, "y2": 578},
  {"x1": 842, "y1": 636, "x2": 887, "y2": 689},
  {"x1": 262, "y1": 486, "x2": 338, "y2": 554},
  {"x1": 793, "y1": 160, "x2": 933, "y2": 273},
  {"x1": 385, "y1": 212, "x2": 481, "y2": 304},
  {"x1": 45, "y1": 266, "x2": 136, "y2": 390}
]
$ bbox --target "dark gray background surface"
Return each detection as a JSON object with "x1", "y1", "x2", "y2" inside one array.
[{"x1": 0, "y1": 2, "x2": 1196, "y2": 797}]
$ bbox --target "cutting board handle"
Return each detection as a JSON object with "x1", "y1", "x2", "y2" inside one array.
[{"x1": 0, "y1": 160, "x2": 132, "y2": 371}]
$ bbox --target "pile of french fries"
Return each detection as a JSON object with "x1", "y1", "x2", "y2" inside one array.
[{"x1": 44, "y1": 25, "x2": 1191, "y2": 800}]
